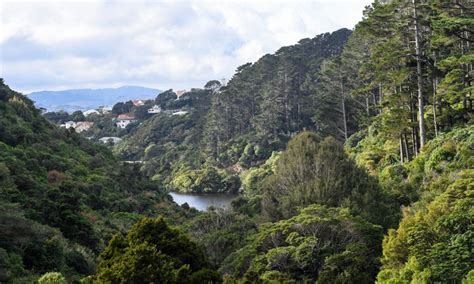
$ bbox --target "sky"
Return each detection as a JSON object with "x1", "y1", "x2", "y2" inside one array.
[{"x1": 0, "y1": 0, "x2": 372, "y2": 93}]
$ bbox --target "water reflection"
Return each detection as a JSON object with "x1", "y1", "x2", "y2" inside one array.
[{"x1": 169, "y1": 191, "x2": 237, "y2": 211}]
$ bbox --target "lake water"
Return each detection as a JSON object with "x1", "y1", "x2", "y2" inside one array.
[{"x1": 169, "y1": 192, "x2": 237, "y2": 211}]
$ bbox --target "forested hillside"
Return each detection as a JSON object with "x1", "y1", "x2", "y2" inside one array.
[
  {"x1": 115, "y1": 0, "x2": 471, "y2": 282},
  {"x1": 2, "y1": 0, "x2": 473, "y2": 283},
  {"x1": 117, "y1": 28, "x2": 354, "y2": 193},
  {"x1": 203, "y1": 28, "x2": 353, "y2": 165},
  {"x1": 0, "y1": 81, "x2": 208, "y2": 282}
]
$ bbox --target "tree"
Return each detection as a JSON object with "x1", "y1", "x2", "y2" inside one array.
[
  {"x1": 112, "y1": 101, "x2": 133, "y2": 115},
  {"x1": 155, "y1": 89, "x2": 177, "y2": 107},
  {"x1": 221, "y1": 205, "x2": 384, "y2": 283},
  {"x1": 71, "y1": 110, "x2": 85, "y2": 122},
  {"x1": 378, "y1": 172, "x2": 474, "y2": 282},
  {"x1": 38, "y1": 272, "x2": 67, "y2": 284},
  {"x1": 94, "y1": 217, "x2": 221, "y2": 283},
  {"x1": 204, "y1": 80, "x2": 222, "y2": 92},
  {"x1": 133, "y1": 105, "x2": 150, "y2": 120},
  {"x1": 262, "y1": 132, "x2": 398, "y2": 227}
]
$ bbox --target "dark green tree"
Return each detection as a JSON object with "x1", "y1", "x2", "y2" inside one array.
[
  {"x1": 94, "y1": 217, "x2": 221, "y2": 283},
  {"x1": 262, "y1": 132, "x2": 398, "y2": 227}
]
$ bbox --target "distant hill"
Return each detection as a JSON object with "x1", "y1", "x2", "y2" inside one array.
[{"x1": 28, "y1": 85, "x2": 162, "y2": 112}]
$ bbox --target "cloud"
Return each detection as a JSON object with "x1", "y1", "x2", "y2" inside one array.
[{"x1": 0, "y1": 0, "x2": 372, "y2": 93}]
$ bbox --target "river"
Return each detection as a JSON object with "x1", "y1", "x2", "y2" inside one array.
[{"x1": 169, "y1": 191, "x2": 238, "y2": 211}]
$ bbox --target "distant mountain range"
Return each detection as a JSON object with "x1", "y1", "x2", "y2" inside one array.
[{"x1": 28, "y1": 85, "x2": 162, "y2": 112}]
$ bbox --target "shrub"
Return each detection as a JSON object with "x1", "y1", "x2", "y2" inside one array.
[{"x1": 37, "y1": 272, "x2": 67, "y2": 284}]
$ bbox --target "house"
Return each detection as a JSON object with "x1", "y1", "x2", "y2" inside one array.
[
  {"x1": 147, "y1": 105, "x2": 162, "y2": 114},
  {"x1": 75, "y1": 121, "x2": 94, "y2": 133},
  {"x1": 115, "y1": 114, "x2": 136, "y2": 128},
  {"x1": 175, "y1": 90, "x2": 187, "y2": 100},
  {"x1": 132, "y1": 99, "x2": 145, "y2": 106},
  {"x1": 99, "y1": 137, "x2": 122, "y2": 144},
  {"x1": 84, "y1": 109, "x2": 99, "y2": 116},
  {"x1": 172, "y1": 110, "x2": 188, "y2": 116},
  {"x1": 61, "y1": 121, "x2": 77, "y2": 129},
  {"x1": 98, "y1": 106, "x2": 112, "y2": 114}
]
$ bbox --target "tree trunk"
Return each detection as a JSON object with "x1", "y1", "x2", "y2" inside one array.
[
  {"x1": 366, "y1": 95, "x2": 370, "y2": 115},
  {"x1": 413, "y1": 0, "x2": 426, "y2": 148},
  {"x1": 399, "y1": 133, "x2": 404, "y2": 164},
  {"x1": 403, "y1": 132, "x2": 410, "y2": 161},
  {"x1": 433, "y1": 78, "x2": 438, "y2": 137},
  {"x1": 340, "y1": 76, "x2": 348, "y2": 141},
  {"x1": 412, "y1": 126, "x2": 418, "y2": 156},
  {"x1": 378, "y1": 83, "x2": 383, "y2": 114}
]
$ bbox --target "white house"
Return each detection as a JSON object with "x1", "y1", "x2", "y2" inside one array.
[
  {"x1": 99, "y1": 137, "x2": 122, "y2": 144},
  {"x1": 172, "y1": 110, "x2": 188, "y2": 116},
  {"x1": 84, "y1": 109, "x2": 99, "y2": 116},
  {"x1": 148, "y1": 105, "x2": 162, "y2": 114},
  {"x1": 62, "y1": 121, "x2": 77, "y2": 129},
  {"x1": 115, "y1": 114, "x2": 136, "y2": 128},
  {"x1": 98, "y1": 106, "x2": 112, "y2": 114}
]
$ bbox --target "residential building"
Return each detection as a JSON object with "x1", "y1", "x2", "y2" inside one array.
[
  {"x1": 132, "y1": 99, "x2": 145, "y2": 106},
  {"x1": 84, "y1": 109, "x2": 99, "y2": 116},
  {"x1": 99, "y1": 137, "x2": 122, "y2": 144},
  {"x1": 98, "y1": 106, "x2": 112, "y2": 114},
  {"x1": 115, "y1": 114, "x2": 136, "y2": 128},
  {"x1": 175, "y1": 90, "x2": 187, "y2": 100},
  {"x1": 148, "y1": 105, "x2": 162, "y2": 114},
  {"x1": 172, "y1": 110, "x2": 189, "y2": 116},
  {"x1": 75, "y1": 121, "x2": 94, "y2": 133},
  {"x1": 62, "y1": 121, "x2": 76, "y2": 129}
]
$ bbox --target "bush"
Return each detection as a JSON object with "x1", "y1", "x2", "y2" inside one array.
[
  {"x1": 37, "y1": 272, "x2": 67, "y2": 284},
  {"x1": 0, "y1": 249, "x2": 28, "y2": 282},
  {"x1": 94, "y1": 217, "x2": 220, "y2": 283}
]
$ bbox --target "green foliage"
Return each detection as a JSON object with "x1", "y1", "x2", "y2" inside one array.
[
  {"x1": 0, "y1": 248, "x2": 29, "y2": 282},
  {"x1": 112, "y1": 101, "x2": 134, "y2": 115},
  {"x1": 262, "y1": 132, "x2": 398, "y2": 227},
  {"x1": 240, "y1": 151, "x2": 280, "y2": 195},
  {"x1": 378, "y1": 170, "x2": 474, "y2": 282},
  {"x1": 117, "y1": 88, "x2": 214, "y2": 184},
  {"x1": 186, "y1": 209, "x2": 257, "y2": 268},
  {"x1": 0, "y1": 81, "x2": 186, "y2": 280},
  {"x1": 38, "y1": 272, "x2": 67, "y2": 284},
  {"x1": 2, "y1": 0, "x2": 473, "y2": 281},
  {"x1": 204, "y1": 29, "x2": 352, "y2": 167},
  {"x1": 221, "y1": 205, "x2": 384, "y2": 283},
  {"x1": 171, "y1": 166, "x2": 240, "y2": 193},
  {"x1": 94, "y1": 217, "x2": 220, "y2": 283}
]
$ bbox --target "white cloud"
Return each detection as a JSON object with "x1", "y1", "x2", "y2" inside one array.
[{"x1": 0, "y1": 0, "x2": 372, "y2": 92}]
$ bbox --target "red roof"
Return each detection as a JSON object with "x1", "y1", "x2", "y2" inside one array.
[
  {"x1": 117, "y1": 114, "x2": 135, "y2": 120},
  {"x1": 132, "y1": 99, "x2": 145, "y2": 106}
]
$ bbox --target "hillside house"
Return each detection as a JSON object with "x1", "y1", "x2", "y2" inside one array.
[
  {"x1": 132, "y1": 99, "x2": 145, "y2": 106},
  {"x1": 84, "y1": 109, "x2": 99, "y2": 116},
  {"x1": 99, "y1": 136, "x2": 122, "y2": 144},
  {"x1": 115, "y1": 114, "x2": 136, "y2": 128},
  {"x1": 61, "y1": 121, "x2": 76, "y2": 129},
  {"x1": 175, "y1": 90, "x2": 187, "y2": 100},
  {"x1": 75, "y1": 121, "x2": 94, "y2": 133},
  {"x1": 172, "y1": 110, "x2": 189, "y2": 116},
  {"x1": 148, "y1": 105, "x2": 162, "y2": 114},
  {"x1": 98, "y1": 106, "x2": 112, "y2": 114}
]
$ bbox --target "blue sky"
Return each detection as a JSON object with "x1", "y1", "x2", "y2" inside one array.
[{"x1": 0, "y1": 0, "x2": 372, "y2": 93}]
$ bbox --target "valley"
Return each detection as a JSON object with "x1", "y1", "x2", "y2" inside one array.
[{"x1": 0, "y1": 0, "x2": 473, "y2": 283}]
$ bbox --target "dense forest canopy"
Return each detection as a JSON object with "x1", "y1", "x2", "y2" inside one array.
[{"x1": 1, "y1": 0, "x2": 473, "y2": 282}]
